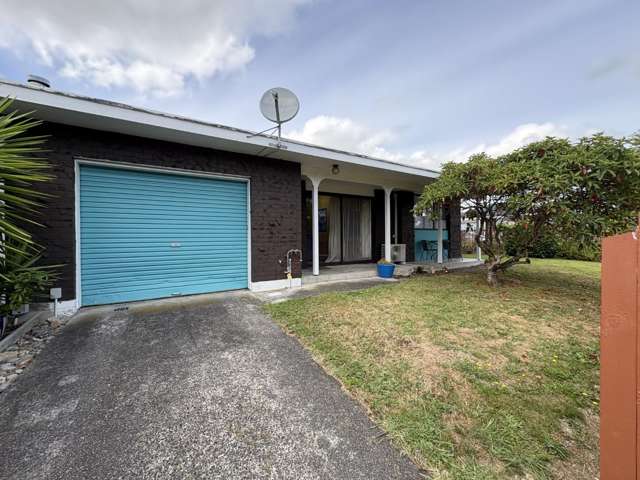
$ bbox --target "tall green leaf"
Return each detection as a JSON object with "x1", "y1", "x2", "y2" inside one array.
[{"x1": 0, "y1": 96, "x2": 52, "y2": 256}]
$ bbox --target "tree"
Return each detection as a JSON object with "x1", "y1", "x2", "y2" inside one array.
[
  {"x1": 417, "y1": 133, "x2": 640, "y2": 286},
  {"x1": 0, "y1": 97, "x2": 57, "y2": 322}
]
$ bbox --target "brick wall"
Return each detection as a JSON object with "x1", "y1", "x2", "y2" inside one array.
[
  {"x1": 397, "y1": 191, "x2": 416, "y2": 262},
  {"x1": 372, "y1": 190, "x2": 385, "y2": 261},
  {"x1": 446, "y1": 198, "x2": 462, "y2": 259},
  {"x1": 29, "y1": 123, "x2": 302, "y2": 300}
]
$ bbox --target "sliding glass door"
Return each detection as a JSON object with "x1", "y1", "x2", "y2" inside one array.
[
  {"x1": 341, "y1": 197, "x2": 372, "y2": 262},
  {"x1": 325, "y1": 196, "x2": 342, "y2": 262},
  {"x1": 305, "y1": 194, "x2": 372, "y2": 265}
]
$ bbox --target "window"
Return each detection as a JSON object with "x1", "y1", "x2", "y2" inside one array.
[
  {"x1": 414, "y1": 209, "x2": 442, "y2": 229},
  {"x1": 414, "y1": 196, "x2": 444, "y2": 229}
]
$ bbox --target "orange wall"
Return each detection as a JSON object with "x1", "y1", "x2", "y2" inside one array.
[{"x1": 601, "y1": 230, "x2": 639, "y2": 479}]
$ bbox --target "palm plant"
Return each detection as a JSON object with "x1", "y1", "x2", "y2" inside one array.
[
  {"x1": 0, "y1": 96, "x2": 51, "y2": 251},
  {"x1": 0, "y1": 97, "x2": 57, "y2": 328}
]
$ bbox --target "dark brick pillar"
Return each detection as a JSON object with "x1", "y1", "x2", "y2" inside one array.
[
  {"x1": 372, "y1": 189, "x2": 385, "y2": 261},
  {"x1": 446, "y1": 198, "x2": 462, "y2": 259},
  {"x1": 300, "y1": 181, "x2": 308, "y2": 269},
  {"x1": 397, "y1": 191, "x2": 416, "y2": 262}
]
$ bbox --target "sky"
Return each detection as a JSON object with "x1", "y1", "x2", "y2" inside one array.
[{"x1": 0, "y1": 0, "x2": 638, "y2": 170}]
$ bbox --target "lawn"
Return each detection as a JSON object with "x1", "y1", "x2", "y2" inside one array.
[{"x1": 266, "y1": 259, "x2": 600, "y2": 480}]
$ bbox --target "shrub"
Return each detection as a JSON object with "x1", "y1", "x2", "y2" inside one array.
[
  {"x1": 0, "y1": 242, "x2": 58, "y2": 316},
  {"x1": 504, "y1": 226, "x2": 600, "y2": 261},
  {"x1": 556, "y1": 239, "x2": 601, "y2": 262}
]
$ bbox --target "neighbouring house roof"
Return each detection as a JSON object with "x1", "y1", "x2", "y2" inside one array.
[{"x1": 0, "y1": 79, "x2": 438, "y2": 191}]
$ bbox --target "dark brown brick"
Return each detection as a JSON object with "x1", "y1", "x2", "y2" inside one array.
[
  {"x1": 29, "y1": 123, "x2": 302, "y2": 300},
  {"x1": 446, "y1": 199, "x2": 462, "y2": 259}
]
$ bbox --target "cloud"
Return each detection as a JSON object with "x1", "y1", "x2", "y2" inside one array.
[
  {"x1": 289, "y1": 115, "x2": 395, "y2": 157},
  {"x1": 289, "y1": 116, "x2": 567, "y2": 170},
  {"x1": 465, "y1": 122, "x2": 566, "y2": 159},
  {"x1": 589, "y1": 55, "x2": 640, "y2": 80},
  {"x1": 0, "y1": 0, "x2": 308, "y2": 97},
  {"x1": 289, "y1": 115, "x2": 442, "y2": 169}
]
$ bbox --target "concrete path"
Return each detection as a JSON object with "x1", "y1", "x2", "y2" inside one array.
[
  {"x1": 257, "y1": 277, "x2": 398, "y2": 303},
  {"x1": 0, "y1": 291, "x2": 422, "y2": 479}
]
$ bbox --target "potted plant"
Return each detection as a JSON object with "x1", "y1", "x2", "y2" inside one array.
[{"x1": 376, "y1": 259, "x2": 396, "y2": 278}]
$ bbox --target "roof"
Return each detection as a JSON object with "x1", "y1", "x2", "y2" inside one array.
[{"x1": 0, "y1": 79, "x2": 438, "y2": 190}]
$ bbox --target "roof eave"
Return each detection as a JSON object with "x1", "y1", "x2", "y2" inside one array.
[{"x1": 0, "y1": 80, "x2": 439, "y2": 180}]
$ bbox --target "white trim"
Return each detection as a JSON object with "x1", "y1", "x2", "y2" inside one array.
[
  {"x1": 0, "y1": 80, "x2": 438, "y2": 179},
  {"x1": 246, "y1": 174, "x2": 252, "y2": 291},
  {"x1": 383, "y1": 187, "x2": 393, "y2": 262},
  {"x1": 249, "y1": 278, "x2": 301, "y2": 292},
  {"x1": 74, "y1": 161, "x2": 81, "y2": 305},
  {"x1": 74, "y1": 158, "x2": 251, "y2": 307},
  {"x1": 75, "y1": 157, "x2": 250, "y2": 182},
  {"x1": 47, "y1": 299, "x2": 79, "y2": 316},
  {"x1": 308, "y1": 175, "x2": 323, "y2": 276}
]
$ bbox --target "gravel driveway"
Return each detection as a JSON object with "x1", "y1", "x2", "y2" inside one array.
[{"x1": 0, "y1": 291, "x2": 421, "y2": 479}]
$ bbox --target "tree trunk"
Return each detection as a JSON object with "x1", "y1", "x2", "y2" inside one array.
[
  {"x1": 486, "y1": 260, "x2": 500, "y2": 287},
  {"x1": 487, "y1": 268, "x2": 499, "y2": 287}
]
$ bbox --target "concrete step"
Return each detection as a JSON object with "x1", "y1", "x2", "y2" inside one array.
[
  {"x1": 302, "y1": 268, "x2": 377, "y2": 285},
  {"x1": 301, "y1": 260, "x2": 485, "y2": 286}
]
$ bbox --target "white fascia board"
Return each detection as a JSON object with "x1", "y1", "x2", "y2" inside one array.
[{"x1": 0, "y1": 80, "x2": 439, "y2": 179}]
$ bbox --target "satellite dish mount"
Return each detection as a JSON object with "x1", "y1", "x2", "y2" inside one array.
[{"x1": 249, "y1": 87, "x2": 300, "y2": 149}]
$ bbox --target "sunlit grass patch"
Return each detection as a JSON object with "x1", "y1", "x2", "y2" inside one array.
[{"x1": 266, "y1": 259, "x2": 600, "y2": 479}]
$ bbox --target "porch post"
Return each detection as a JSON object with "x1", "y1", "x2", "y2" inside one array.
[
  {"x1": 384, "y1": 187, "x2": 393, "y2": 262},
  {"x1": 475, "y1": 217, "x2": 482, "y2": 261},
  {"x1": 310, "y1": 176, "x2": 322, "y2": 276},
  {"x1": 437, "y1": 204, "x2": 444, "y2": 264}
]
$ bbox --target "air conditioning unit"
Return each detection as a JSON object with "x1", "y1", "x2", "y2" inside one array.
[{"x1": 381, "y1": 244, "x2": 406, "y2": 263}]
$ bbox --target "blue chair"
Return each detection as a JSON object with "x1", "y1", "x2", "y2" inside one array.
[
  {"x1": 419, "y1": 240, "x2": 439, "y2": 262},
  {"x1": 419, "y1": 240, "x2": 428, "y2": 261}
]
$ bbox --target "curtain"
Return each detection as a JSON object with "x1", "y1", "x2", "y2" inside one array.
[
  {"x1": 325, "y1": 196, "x2": 342, "y2": 263},
  {"x1": 342, "y1": 197, "x2": 371, "y2": 261}
]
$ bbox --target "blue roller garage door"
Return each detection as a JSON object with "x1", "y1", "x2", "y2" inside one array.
[{"x1": 79, "y1": 164, "x2": 248, "y2": 306}]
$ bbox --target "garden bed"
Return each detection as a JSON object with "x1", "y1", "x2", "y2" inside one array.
[{"x1": 0, "y1": 312, "x2": 71, "y2": 393}]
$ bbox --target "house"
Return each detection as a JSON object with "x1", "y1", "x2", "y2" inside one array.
[{"x1": 0, "y1": 80, "x2": 461, "y2": 312}]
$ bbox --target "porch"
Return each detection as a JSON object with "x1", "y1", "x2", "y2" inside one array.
[
  {"x1": 300, "y1": 169, "x2": 463, "y2": 284},
  {"x1": 301, "y1": 258, "x2": 484, "y2": 285},
  {"x1": 295, "y1": 148, "x2": 469, "y2": 288}
]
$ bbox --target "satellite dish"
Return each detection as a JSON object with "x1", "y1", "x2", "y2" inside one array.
[
  {"x1": 260, "y1": 87, "x2": 300, "y2": 124},
  {"x1": 253, "y1": 87, "x2": 300, "y2": 149}
]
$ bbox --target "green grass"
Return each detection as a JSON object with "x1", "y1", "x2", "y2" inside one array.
[{"x1": 266, "y1": 259, "x2": 600, "y2": 479}]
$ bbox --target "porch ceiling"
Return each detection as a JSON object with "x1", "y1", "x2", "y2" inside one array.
[{"x1": 300, "y1": 160, "x2": 432, "y2": 193}]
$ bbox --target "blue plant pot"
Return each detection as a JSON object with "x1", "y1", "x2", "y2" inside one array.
[{"x1": 377, "y1": 263, "x2": 395, "y2": 278}]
